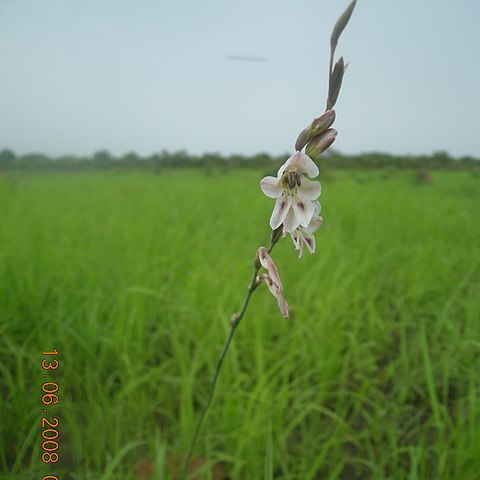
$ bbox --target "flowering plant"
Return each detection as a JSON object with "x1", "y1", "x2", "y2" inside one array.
[{"x1": 180, "y1": 2, "x2": 357, "y2": 477}]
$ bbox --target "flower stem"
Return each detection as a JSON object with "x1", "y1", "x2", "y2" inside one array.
[
  {"x1": 179, "y1": 265, "x2": 260, "y2": 479},
  {"x1": 180, "y1": 227, "x2": 282, "y2": 479}
]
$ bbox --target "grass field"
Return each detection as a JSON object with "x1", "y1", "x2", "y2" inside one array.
[{"x1": 1, "y1": 168, "x2": 479, "y2": 479}]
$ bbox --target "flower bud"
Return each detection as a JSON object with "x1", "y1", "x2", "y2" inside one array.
[
  {"x1": 294, "y1": 127, "x2": 311, "y2": 151},
  {"x1": 310, "y1": 109, "x2": 336, "y2": 136},
  {"x1": 230, "y1": 312, "x2": 241, "y2": 326},
  {"x1": 327, "y1": 57, "x2": 345, "y2": 110},
  {"x1": 305, "y1": 128, "x2": 337, "y2": 159},
  {"x1": 294, "y1": 110, "x2": 336, "y2": 151}
]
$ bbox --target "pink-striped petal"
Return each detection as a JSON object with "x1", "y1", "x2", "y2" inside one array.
[
  {"x1": 292, "y1": 197, "x2": 315, "y2": 227},
  {"x1": 283, "y1": 206, "x2": 301, "y2": 233},
  {"x1": 290, "y1": 230, "x2": 301, "y2": 249},
  {"x1": 291, "y1": 230, "x2": 305, "y2": 258},
  {"x1": 296, "y1": 178, "x2": 321, "y2": 202},
  {"x1": 303, "y1": 232, "x2": 316, "y2": 255},
  {"x1": 269, "y1": 195, "x2": 291, "y2": 230}
]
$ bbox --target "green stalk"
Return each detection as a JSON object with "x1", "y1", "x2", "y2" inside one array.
[{"x1": 180, "y1": 232, "x2": 280, "y2": 479}]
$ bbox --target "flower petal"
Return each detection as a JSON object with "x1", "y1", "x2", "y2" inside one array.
[
  {"x1": 305, "y1": 214, "x2": 323, "y2": 234},
  {"x1": 277, "y1": 154, "x2": 296, "y2": 177},
  {"x1": 276, "y1": 292, "x2": 290, "y2": 318},
  {"x1": 303, "y1": 231, "x2": 316, "y2": 255},
  {"x1": 289, "y1": 152, "x2": 319, "y2": 178},
  {"x1": 292, "y1": 197, "x2": 315, "y2": 228},
  {"x1": 290, "y1": 230, "x2": 305, "y2": 258},
  {"x1": 296, "y1": 178, "x2": 321, "y2": 202},
  {"x1": 290, "y1": 230, "x2": 301, "y2": 250},
  {"x1": 260, "y1": 176, "x2": 283, "y2": 198},
  {"x1": 283, "y1": 206, "x2": 301, "y2": 233},
  {"x1": 297, "y1": 241, "x2": 304, "y2": 258},
  {"x1": 269, "y1": 195, "x2": 291, "y2": 230}
]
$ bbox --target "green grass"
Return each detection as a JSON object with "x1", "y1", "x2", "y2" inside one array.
[{"x1": 1, "y1": 168, "x2": 479, "y2": 479}]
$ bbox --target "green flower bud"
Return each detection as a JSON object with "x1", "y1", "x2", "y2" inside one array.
[
  {"x1": 310, "y1": 109, "x2": 336, "y2": 136},
  {"x1": 295, "y1": 110, "x2": 335, "y2": 151},
  {"x1": 305, "y1": 128, "x2": 337, "y2": 159}
]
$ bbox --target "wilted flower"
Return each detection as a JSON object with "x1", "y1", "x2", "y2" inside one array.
[
  {"x1": 257, "y1": 247, "x2": 283, "y2": 292},
  {"x1": 290, "y1": 202, "x2": 323, "y2": 258},
  {"x1": 256, "y1": 247, "x2": 289, "y2": 318},
  {"x1": 257, "y1": 273, "x2": 290, "y2": 318},
  {"x1": 260, "y1": 152, "x2": 321, "y2": 233}
]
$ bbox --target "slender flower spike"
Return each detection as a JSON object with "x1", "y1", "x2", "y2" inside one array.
[
  {"x1": 260, "y1": 152, "x2": 321, "y2": 233},
  {"x1": 180, "y1": 4, "x2": 357, "y2": 478},
  {"x1": 290, "y1": 202, "x2": 324, "y2": 258}
]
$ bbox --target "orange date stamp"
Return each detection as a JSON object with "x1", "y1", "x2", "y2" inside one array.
[{"x1": 41, "y1": 348, "x2": 60, "y2": 480}]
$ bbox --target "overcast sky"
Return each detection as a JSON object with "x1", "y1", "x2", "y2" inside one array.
[{"x1": 1, "y1": 0, "x2": 479, "y2": 158}]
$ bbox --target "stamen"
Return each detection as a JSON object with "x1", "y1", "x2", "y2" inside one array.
[{"x1": 288, "y1": 172, "x2": 296, "y2": 190}]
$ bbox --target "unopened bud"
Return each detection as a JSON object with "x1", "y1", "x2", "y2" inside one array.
[
  {"x1": 327, "y1": 57, "x2": 345, "y2": 110},
  {"x1": 310, "y1": 109, "x2": 336, "y2": 136},
  {"x1": 294, "y1": 110, "x2": 336, "y2": 151},
  {"x1": 294, "y1": 127, "x2": 311, "y2": 151},
  {"x1": 305, "y1": 128, "x2": 338, "y2": 159},
  {"x1": 230, "y1": 312, "x2": 241, "y2": 326}
]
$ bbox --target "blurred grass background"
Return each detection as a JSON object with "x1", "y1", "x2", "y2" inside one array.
[{"x1": 1, "y1": 168, "x2": 479, "y2": 479}]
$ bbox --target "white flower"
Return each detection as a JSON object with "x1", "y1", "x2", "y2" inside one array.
[
  {"x1": 260, "y1": 152, "x2": 321, "y2": 233},
  {"x1": 290, "y1": 202, "x2": 323, "y2": 258}
]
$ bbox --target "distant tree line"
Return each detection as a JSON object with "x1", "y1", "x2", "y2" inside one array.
[{"x1": 0, "y1": 148, "x2": 478, "y2": 172}]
